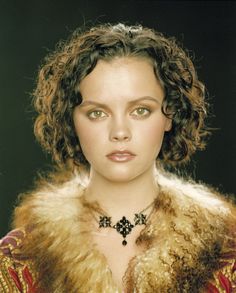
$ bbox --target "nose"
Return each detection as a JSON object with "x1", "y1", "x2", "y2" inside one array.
[{"x1": 109, "y1": 118, "x2": 132, "y2": 142}]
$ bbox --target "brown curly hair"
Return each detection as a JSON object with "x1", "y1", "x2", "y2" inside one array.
[{"x1": 33, "y1": 23, "x2": 209, "y2": 168}]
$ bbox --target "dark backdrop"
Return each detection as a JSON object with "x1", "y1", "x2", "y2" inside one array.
[{"x1": 0, "y1": 0, "x2": 235, "y2": 236}]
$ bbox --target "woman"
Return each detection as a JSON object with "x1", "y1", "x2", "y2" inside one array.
[{"x1": 0, "y1": 23, "x2": 235, "y2": 293}]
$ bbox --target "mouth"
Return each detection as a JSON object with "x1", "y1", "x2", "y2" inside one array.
[
  {"x1": 107, "y1": 150, "x2": 136, "y2": 156},
  {"x1": 106, "y1": 151, "x2": 136, "y2": 163}
]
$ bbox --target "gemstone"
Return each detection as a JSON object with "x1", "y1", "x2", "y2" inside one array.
[
  {"x1": 122, "y1": 240, "x2": 127, "y2": 246},
  {"x1": 113, "y1": 216, "x2": 134, "y2": 237},
  {"x1": 134, "y1": 213, "x2": 147, "y2": 225},
  {"x1": 99, "y1": 216, "x2": 111, "y2": 228}
]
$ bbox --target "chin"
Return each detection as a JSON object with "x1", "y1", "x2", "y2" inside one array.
[
  {"x1": 91, "y1": 158, "x2": 154, "y2": 182},
  {"x1": 101, "y1": 167, "x2": 147, "y2": 183},
  {"x1": 103, "y1": 174, "x2": 138, "y2": 183}
]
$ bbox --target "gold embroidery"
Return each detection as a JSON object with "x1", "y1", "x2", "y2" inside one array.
[{"x1": 0, "y1": 230, "x2": 37, "y2": 293}]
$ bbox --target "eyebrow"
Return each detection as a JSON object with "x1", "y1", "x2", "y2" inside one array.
[{"x1": 78, "y1": 96, "x2": 162, "y2": 108}]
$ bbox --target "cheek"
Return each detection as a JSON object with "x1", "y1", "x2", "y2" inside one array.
[
  {"x1": 74, "y1": 118, "x2": 106, "y2": 152},
  {"x1": 139, "y1": 119, "x2": 167, "y2": 147},
  {"x1": 77, "y1": 127, "x2": 95, "y2": 145}
]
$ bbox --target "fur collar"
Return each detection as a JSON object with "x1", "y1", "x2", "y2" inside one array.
[{"x1": 12, "y1": 169, "x2": 235, "y2": 292}]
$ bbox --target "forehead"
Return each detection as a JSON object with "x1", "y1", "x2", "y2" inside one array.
[{"x1": 78, "y1": 57, "x2": 164, "y2": 104}]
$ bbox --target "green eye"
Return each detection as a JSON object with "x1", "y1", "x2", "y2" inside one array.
[
  {"x1": 88, "y1": 110, "x2": 106, "y2": 119},
  {"x1": 132, "y1": 107, "x2": 151, "y2": 116}
]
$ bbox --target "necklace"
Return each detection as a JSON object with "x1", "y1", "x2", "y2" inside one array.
[{"x1": 93, "y1": 199, "x2": 156, "y2": 246}]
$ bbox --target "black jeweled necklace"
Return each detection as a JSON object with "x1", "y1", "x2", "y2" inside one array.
[{"x1": 94, "y1": 200, "x2": 155, "y2": 246}]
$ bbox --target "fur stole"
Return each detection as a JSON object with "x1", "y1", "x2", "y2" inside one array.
[{"x1": 12, "y1": 169, "x2": 235, "y2": 293}]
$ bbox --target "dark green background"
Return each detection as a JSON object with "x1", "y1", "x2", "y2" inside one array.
[{"x1": 0, "y1": 0, "x2": 235, "y2": 236}]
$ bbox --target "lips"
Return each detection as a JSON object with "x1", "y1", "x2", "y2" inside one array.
[
  {"x1": 106, "y1": 150, "x2": 136, "y2": 162},
  {"x1": 107, "y1": 150, "x2": 136, "y2": 156}
]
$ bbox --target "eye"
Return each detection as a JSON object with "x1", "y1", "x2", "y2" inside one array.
[
  {"x1": 131, "y1": 107, "x2": 151, "y2": 117},
  {"x1": 87, "y1": 110, "x2": 107, "y2": 120}
]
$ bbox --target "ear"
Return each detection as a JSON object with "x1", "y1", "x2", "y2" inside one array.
[{"x1": 164, "y1": 118, "x2": 172, "y2": 132}]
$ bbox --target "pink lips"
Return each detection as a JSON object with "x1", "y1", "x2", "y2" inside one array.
[{"x1": 106, "y1": 150, "x2": 136, "y2": 162}]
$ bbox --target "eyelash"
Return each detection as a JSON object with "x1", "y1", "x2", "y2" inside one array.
[{"x1": 87, "y1": 107, "x2": 152, "y2": 120}]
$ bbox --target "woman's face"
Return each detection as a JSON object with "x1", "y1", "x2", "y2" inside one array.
[{"x1": 73, "y1": 57, "x2": 171, "y2": 182}]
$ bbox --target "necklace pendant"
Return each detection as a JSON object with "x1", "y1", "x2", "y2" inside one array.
[
  {"x1": 113, "y1": 216, "x2": 134, "y2": 237},
  {"x1": 113, "y1": 216, "x2": 134, "y2": 246}
]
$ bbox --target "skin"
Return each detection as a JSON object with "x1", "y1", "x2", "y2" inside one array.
[
  {"x1": 73, "y1": 57, "x2": 172, "y2": 290},
  {"x1": 73, "y1": 57, "x2": 171, "y2": 220}
]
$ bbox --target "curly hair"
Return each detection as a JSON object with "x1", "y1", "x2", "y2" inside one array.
[{"x1": 33, "y1": 23, "x2": 209, "y2": 168}]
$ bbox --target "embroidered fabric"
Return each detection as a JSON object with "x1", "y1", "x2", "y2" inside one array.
[
  {"x1": 0, "y1": 230, "x2": 37, "y2": 293},
  {"x1": 206, "y1": 243, "x2": 236, "y2": 293},
  {"x1": 0, "y1": 228, "x2": 235, "y2": 292}
]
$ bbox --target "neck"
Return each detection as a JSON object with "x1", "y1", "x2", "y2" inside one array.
[{"x1": 83, "y1": 165, "x2": 159, "y2": 221}]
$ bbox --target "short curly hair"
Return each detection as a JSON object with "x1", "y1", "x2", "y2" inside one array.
[{"x1": 33, "y1": 23, "x2": 209, "y2": 168}]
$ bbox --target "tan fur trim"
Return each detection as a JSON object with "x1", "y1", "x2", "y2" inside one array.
[{"x1": 12, "y1": 169, "x2": 235, "y2": 292}]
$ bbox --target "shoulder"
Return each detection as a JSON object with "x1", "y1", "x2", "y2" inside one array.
[
  {"x1": 12, "y1": 168, "x2": 87, "y2": 229},
  {"x1": 156, "y1": 168, "x2": 235, "y2": 219},
  {"x1": 0, "y1": 229, "x2": 38, "y2": 292},
  {"x1": 155, "y1": 167, "x2": 236, "y2": 250},
  {"x1": 155, "y1": 169, "x2": 236, "y2": 292}
]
